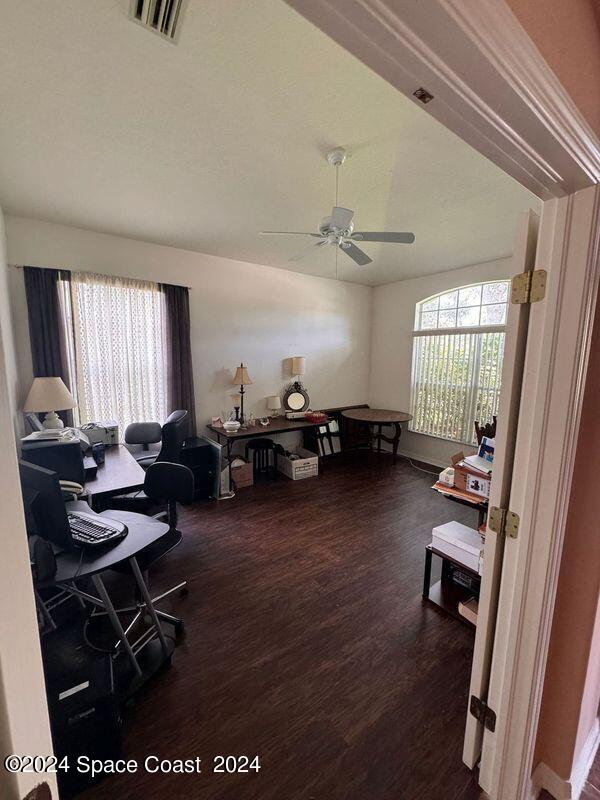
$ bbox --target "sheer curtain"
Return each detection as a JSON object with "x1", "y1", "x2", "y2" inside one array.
[{"x1": 70, "y1": 272, "x2": 168, "y2": 433}]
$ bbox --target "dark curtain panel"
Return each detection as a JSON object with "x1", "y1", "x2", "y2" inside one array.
[
  {"x1": 161, "y1": 283, "x2": 197, "y2": 438},
  {"x1": 23, "y1": 267, "x2": 74, "y2": 426}
]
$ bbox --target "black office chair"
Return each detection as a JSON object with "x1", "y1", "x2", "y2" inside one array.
[
  {"x1": 113, "y1": 410, "x2": 189, "y2": 511},
  {"x1": 125, "y1": 409, "x2": 188, "y2": 469},
  {"x1": 104, "y1": 461, "x2": 195, "y2": 635}
]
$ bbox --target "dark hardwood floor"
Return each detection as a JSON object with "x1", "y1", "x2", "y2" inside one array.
[{"x1": 81, "y1": 453, "x2": 485, "y2": 800}]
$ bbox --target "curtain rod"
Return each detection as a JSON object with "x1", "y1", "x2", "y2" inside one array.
[{"x1": 9, "y1": 264, "x2": 192, "y2": 291}]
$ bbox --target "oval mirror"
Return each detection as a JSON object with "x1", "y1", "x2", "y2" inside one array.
[{"x1": 283, "y1": 387, "x2": 310, "y2": 412}]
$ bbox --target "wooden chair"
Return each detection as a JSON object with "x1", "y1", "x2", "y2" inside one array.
[
  {"x1": 474, "y1": 416, "x2": 497, "y2": 445},
  {"x1": 245, "y1": 438, "x2": 278, "y2": 481}
]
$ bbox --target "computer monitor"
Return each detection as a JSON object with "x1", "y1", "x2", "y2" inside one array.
[
  {"x1": 19, "y1": 460, "x2": 73, "y2": 549},
  {"x1": 21, "y1": 439, "x2": 86, "y2": 485}
]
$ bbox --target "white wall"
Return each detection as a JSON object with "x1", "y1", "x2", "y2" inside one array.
[
  {"x1": 0, "y1": 208, "x2": 57, "y2": 799},
  {"x1": 7, "y1": 215, "x2": 372, "y2": 450},
  {"x1": 369, "y1": 257, "x2": 516, "y2": 467}
]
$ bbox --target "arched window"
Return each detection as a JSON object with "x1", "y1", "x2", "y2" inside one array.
[{"x1": 410, "y1": 280, "x2": 510, "y2": 443}]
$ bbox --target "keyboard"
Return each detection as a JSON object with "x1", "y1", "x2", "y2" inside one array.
[{"x1": 68, "y1": 512, "x2": 128, "y2": 547}]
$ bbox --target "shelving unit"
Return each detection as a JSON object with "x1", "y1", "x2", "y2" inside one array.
[{"x1": 422, "y1": 544, "x2": 481, "y2": 626}]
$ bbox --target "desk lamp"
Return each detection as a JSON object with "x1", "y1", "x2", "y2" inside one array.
[
  {"x1": 291, "y1": 356, "x2": 306, "y2": 391},
  {"x1": 267, "y1": 395, "x2": 281, "y2": 417},
  {"x1": 232, "y1": 364, "x2": 252, "y2": 424},
  {"x1": 230, "y1": 393, "x2": 241, "y2": 421},
  {"x1": 23, "y1": 377, "x2": 77, "y2": 429}
]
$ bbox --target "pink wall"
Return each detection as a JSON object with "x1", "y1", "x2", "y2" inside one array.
[
  {"x1": 505, "y1": 0, "x2": 600, "y2": 137},
  {"x1": 534, "y1": 287, "x2": 600, "y2": 779}
]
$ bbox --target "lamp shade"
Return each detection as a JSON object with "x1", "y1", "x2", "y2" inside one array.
[
  {"x1": 267, "y1": 395, "x2": 281, "y2": 410},
  {"x1": 233, "y1": 364, "x2": 252, "y2": 385},
  {"x1": 291, "y1": 357, "x2": 306, "y2": 376},
  {"x1": 230, "y1": 393, "x2": 242, "y2": 405},
  {"x1": 23, "y1": 377, "x2": 76, "y2": 412}
]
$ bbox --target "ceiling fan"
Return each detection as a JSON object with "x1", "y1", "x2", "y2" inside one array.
[{"x1": 260, "y1": 147, "x2": 415, "y2": 267}]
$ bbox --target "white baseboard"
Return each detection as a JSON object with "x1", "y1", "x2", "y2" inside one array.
[
  {"x1": 531, "y1": 716, "x2": 600, "y2": 800},
  {"x1": 532, "y1": 762, "x2": 572, "y2": 799},
  {"x1": 375, "y1": 441, "x2": 446, "y2": 470},
  {"x1": 572, "y1": 717, "x2": 600, "y2": 799}
]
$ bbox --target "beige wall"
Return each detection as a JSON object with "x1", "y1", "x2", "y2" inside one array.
[
  {"x1": 0, "y1": 207, "x2": 57, "y2": 798},
  {"x1": 534, "y1": 287, "x2": 600, "y2": 784},
  {"x1": 6, "y1": 215, "x2": 372, "y2": 447},
  {"x1": 505, "y1": 0, "x2": 600, "y2": 138},
  {"x1": 369, "y1": 257, "x2": 513, "y2": 467}
]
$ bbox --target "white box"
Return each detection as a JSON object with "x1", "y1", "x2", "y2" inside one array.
[
  {"x1": 277, "y1": 448, "x2": 319, "y2": 480},
  {"x1": 431, "y1": 521, "x2": 483, "y2": 572}
]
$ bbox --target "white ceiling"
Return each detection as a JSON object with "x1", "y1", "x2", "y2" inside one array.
[{"x1": 0, "y1": 0, "x2": 538, "y2": 286}]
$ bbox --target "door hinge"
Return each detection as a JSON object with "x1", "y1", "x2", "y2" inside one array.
[
  {"x1": 470, "y1": 695, "x2": 497, "y2": 732},
  {"x1": 488, "y1": 506, "x2": 520, "y2": 539},
  {"x1": 511, "y1": 269, "x2": 546, "y2": 304}
]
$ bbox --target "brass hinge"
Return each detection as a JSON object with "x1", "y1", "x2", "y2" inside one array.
[
  {"x1": 488, "y1": 506, "x2": 520, "y2": 539},
  {"x1": 470, "y1": 695, "x2": 497, "y2": 732},
  {"x1": 511, "y1": 269, "x2": 547, "y2": 304}
]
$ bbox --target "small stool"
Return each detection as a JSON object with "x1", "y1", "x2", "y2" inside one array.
[{"x1": 245, "y1": 438, "x2": 278, "y2": 482}]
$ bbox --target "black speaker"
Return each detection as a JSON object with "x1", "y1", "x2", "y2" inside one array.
[{"x1": 41, "y1": 626, "x2": 122, "y2": 798}]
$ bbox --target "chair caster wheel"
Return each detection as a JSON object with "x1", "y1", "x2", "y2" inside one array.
[{"x1": 179, "y1": 585, "x2": 189, "y2": 597}]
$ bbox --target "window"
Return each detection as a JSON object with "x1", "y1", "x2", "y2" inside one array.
[
  {"x1": 61, "y1": 272, "x2": 168, "y2": 433},
  {"x1": 409, "y1": 280, "x2": 509, "y2": 444}
]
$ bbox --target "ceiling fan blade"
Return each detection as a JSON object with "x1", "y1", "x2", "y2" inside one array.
[
  {"x1": 352, "y1": 231, "x2": 416, "y2": 243},
  {"x1": 260, "y1": 231, "x2": 321, "y2": 237},
  {"x1": 330, "y1": 206, "x2": 354, "y2": 230},
  {"x1": 289, "y1": 239, "x2": 329, "y2": 262},
  {"x1": 341, "y1": 242, "x2": 373, "y2": 266}
]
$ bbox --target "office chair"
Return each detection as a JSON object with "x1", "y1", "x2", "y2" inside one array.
[
  {"x1": 100, "y1": 461, "x2": 195, "y2": 636},
  {"x1": 125, "y1": 409, "x2": 188, "y2": 468},
  {"x1": 113, "y1": 410, "x2": 189, "y2": 511}
]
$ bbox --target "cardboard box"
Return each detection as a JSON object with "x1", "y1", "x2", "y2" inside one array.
[
  {"x1": 277, "y1": 448, "x2": 319, "y2": 480},
  {"x1": 432, "y1": 520, "x2": 484, "y2": 572},
  {"x1": 231, "y1": 460, "x2": 253, "y2": 489},
  {"x1": 451, "y1": 452, "x2": 491, "y2": 498}
]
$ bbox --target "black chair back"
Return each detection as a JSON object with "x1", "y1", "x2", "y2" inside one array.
[
  {"x1": 144, "y1": 461, "x2": 195, "y2": 528},
  {"x1": 156, "y1": 409, "x2": 188, "y2": 463},
  {"x1": 245, "y1": 438, "x2": 278, "y2": 481}
]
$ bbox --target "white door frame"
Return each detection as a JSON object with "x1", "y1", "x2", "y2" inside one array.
[{"x1": 285, "y1": 1, "x2": 600, "y2": 797}]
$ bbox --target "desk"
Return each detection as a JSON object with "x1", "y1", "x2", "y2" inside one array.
[
  {"x1": 341, "y1": 408, "x2": 412, "y2": 464},
  {"x1": 40, "y1": 503, "x2": 172, "y2": 678},
  {"x1": 207, "y1": 418, "x2": 331, "y2": 489},
  {"x1": 84, "y1": 445, "x2": 146, "y2": 510},
  {"x1": 431, "y1": 481, "x2": 488, "y2": 527}
]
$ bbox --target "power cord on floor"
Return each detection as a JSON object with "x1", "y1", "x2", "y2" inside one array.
[{"x1": 402, "y1": 456, "x2": 440, "y2": 476}]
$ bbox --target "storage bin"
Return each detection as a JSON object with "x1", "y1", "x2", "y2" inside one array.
[
  {"x1": 431, "y1": 520, "x2": 483, "y2": 572},
  {"x1": 231, "y1": 459, "x2": 253, "y2": 488},
  {"x1": 277, "y1": 448, "x2": 319, "y2": 480}
]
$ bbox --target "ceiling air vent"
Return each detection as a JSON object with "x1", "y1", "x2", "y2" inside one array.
[{"x1": 130, "y1": 0, "x2": 186, "y2": 42}]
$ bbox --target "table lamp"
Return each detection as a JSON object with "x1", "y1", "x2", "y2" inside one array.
[
  {"x1": 23, "y1": 376, "x2": 77, "y2": 429},
  {"x1": 267, "y1": 395, "x2": 281, "y2": 417},
  {"x1": 291, "y1": 356, "x2": 306, "y2": 390},
  {"x1": 230, "y1": 393, "x2": 242, "y2": 421},
  {"x1": 232, "y1": 363, "x2": 252, "y2": 424}
]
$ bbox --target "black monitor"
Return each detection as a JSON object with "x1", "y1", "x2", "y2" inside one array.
[
  {"x1": 21, "y1": 440, "x2": 86, "y2": 485},
  {"x1": 19, "y1": 460, "x2": 73, "y2": 549}
]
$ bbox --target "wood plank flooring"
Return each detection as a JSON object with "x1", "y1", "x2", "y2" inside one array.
[{"x1": 81, "y1": 453, "x2": 485, "y2": 800}]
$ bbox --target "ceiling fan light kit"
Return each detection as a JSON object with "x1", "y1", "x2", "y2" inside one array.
[{"x1": 260, "y1": 146, "x2": 415, "y2": 269}]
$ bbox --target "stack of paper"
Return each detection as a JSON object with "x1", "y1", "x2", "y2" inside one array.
[{"x1": 463, "y1": 454, "x2": 493, "y2": 475}]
